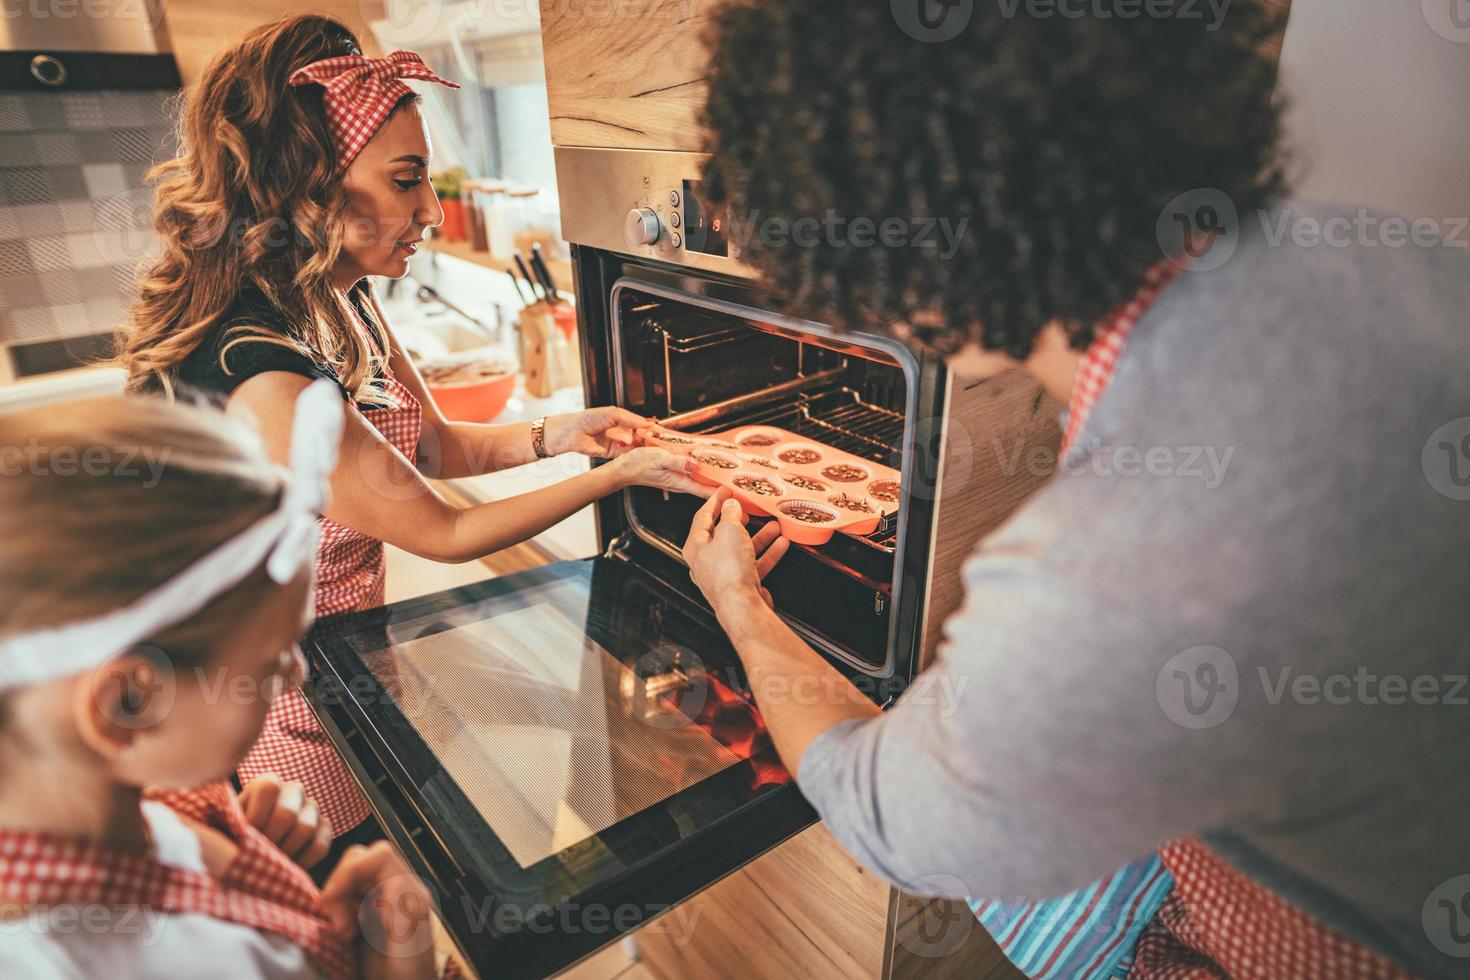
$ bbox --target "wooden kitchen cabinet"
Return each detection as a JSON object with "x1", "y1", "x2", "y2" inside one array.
[
  {"x1": 541, "y1": 0, "x2": 726, "y2": 151},
  {"x1": 920, "y1": 371, "x2": 1062, "y2": 669},
  {"x1": 542, "y1": 0, "x2": 1288, "y2": 153},
  {"x1": 161, "y1": 0, "x2": 386, "y2": 88}
]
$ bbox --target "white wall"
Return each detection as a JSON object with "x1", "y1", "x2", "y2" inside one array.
[{"x1": 1277, "y1": 0, "x2": 1470, "y2": 219}]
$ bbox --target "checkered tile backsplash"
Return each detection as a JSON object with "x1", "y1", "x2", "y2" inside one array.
[{"x1": 0, "y1": 89, "x2": 177, "y2": 347}]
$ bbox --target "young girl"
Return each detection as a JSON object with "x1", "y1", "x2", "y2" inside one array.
[
  {"x1": 0, "y1": 385, "x2": 440, "y2": 979},
  {"x1": 115, "y1": 15, "x2": 705, "y2": 845}
]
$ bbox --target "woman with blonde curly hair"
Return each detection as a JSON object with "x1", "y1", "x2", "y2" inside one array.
[{"x1": 116, "y1": 14, "x2": 706, "y2": 851}]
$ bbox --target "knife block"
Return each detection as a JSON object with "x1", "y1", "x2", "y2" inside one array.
[
  {"x1": 519, "y1": 302, "x2": 581, "y2": 398},
  {"x1": 518, "y1": 303, "x2": 554, "y2": 398}
]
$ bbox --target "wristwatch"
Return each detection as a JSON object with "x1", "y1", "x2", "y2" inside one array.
[{"x1": 531, "y1": 416, "x2": 551, "y2": 459}]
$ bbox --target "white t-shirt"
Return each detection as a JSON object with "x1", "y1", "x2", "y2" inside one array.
[{"x1": 0, "y1": 800, "x2": 325, "y2": 980}]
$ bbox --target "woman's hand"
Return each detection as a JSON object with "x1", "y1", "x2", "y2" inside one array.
[
  {"x1": 239, "y1": 774, "x2": 332, "y2": 870},
  {"x1": 609, "y1": 447, "x2": 712, "y2": 497},
  {"x1": 683, "y1": 488, "x2": 790, "y2": 611},
  {"x1": 543, "y1": 407, "x2": 653, "y2": 458},
  {"x1": 321, "y1": 841, "x2": 438, "y2": 980}
]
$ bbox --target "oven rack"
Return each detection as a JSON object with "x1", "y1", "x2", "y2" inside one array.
[{"x1": 733, "y1": 388, "x2": 905, "y2": 466}]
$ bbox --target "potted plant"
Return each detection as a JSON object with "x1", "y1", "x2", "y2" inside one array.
[{"x1": 432, "y1": 167, "x2": 468, "y2": 242}]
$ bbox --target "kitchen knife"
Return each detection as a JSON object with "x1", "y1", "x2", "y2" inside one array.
[
  {"x1": 506, "y1": 267, "x2": 533, "y2": 306},
  {"x1": 531, "y1": 244, "x2": 560, "y2": 304},
  {"x1": 514, "y1": 253, "x2": 543, "y2": 302}
]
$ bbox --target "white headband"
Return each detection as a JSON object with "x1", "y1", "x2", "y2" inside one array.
[{"x1": 0, "y1": 380, "x2": 345, "y2": 692}]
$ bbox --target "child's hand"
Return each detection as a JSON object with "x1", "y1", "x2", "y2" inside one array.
[
  {"x1": 321, "y1": 841, "x2": 438, "y2": 980},
  {"x1": 610, "y1": 447, "x2": 711, "y2": 497},
  {"x1": 239, "y1": 774, "x2": 332, "y2": 870},
  {"x1": 543, "y1": 406, "x2": 651, "y2": 458}
]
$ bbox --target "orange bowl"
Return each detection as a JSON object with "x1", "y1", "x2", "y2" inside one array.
[{"x1": 427, "y1": 369, "x2": 517, "y2": 422}]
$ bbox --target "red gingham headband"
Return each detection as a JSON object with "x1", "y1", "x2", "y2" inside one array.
[{"x1": 289, "y1": 50, "x2": 459, "y2": 173}]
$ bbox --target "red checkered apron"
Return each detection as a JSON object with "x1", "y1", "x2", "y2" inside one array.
[
  {"x1": 1129, "y1": 839, "x2": 1415, "y2": 979},
  {"x1": 0, "y1": 782, "x2": 355, "y2": 980},
  {"x1": 1061, "y1": 262, "x2": 1183, "y2": 456},
  {"x1": 238, "y1": 373, "x2": 424, "y2": 838},
  {"x1": 1069, "y1": 270, "x2": 1413, "y2": 978}
]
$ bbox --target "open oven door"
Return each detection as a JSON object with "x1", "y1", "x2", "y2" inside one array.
[{"x1": 303, "y1": 555, "x2": 817, "y2": 980}]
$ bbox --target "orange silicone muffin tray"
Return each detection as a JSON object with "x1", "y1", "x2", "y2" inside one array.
[{"x1": 638, "y1": 424, "x2": 902, "y2": 546}]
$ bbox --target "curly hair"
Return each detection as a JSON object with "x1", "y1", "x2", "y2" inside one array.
[
  {"x1": 700, "y1": 0, "x2": 1289, "y2": 358},
  {"x1": 117, "y1": 15, "x2": 394, "y2": 403}
]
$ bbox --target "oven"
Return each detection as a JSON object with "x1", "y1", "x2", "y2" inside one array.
[
  {"x1": 594, "y1": 255, "x2": 930, "y2": 682},
  {"x1": 304, "y1": 147, "x2": 1060, "y2": 979}
]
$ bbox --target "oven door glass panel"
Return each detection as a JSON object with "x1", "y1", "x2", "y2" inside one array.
[
  {"x1": 305, "y1": 557, "x2": 814, "y2": 978},
  {"x1": 358, "y1": 574, "x2": 747, "y2": 869}
]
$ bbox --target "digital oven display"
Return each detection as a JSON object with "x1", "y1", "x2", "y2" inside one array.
[{"x1": 682, "y1": 179, "x2": 729, "y2": 257}]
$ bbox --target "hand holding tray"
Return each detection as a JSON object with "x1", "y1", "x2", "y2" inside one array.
[{"x1": 637, "y1": 424, "x2": 900, "y2": 546}]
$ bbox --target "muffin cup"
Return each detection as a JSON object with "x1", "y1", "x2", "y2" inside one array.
[
  {"x1": 640, "y1": 427, "x2": 700, "y2": 450},
  {"x1": 689, "y1": 448, "x2": 742, "y2": 486},
  {"x1": 775, "y1": 498, "x2": 843, "y2": 546},
  {"x1": 781, "y1": 473, "x2": 830, "y2": 495},
  {"x1": 739, "y1": 453, "x2": 783, "y2": 473},
  {"x1": 730, "y1": 426, "x2": 786, "y2": 452},
  {"x1": 819, "y1": 461, "x2": 873, "y2": 485},
  {"x1": 729, "y1": 469, "x2": 788, "y2": 517},
  {"x1": 772, "y1": 442, "x2": 827, "y2": 468},
  {"x1": 827, "y1": 492, "x2": 882, "y2": 536},
  {"x1": 865, "y1": 478, "x2": 902, "y2": 512}
]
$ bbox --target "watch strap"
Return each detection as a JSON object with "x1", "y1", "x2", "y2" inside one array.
[{"x1": 531, "y1": 416, "x2": 551, "y2": 459}]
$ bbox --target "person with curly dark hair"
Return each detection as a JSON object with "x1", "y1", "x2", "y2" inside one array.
[
  {"x1": 698, "y1": 0, "x2": 1289, "y2": 361},
  {"x1": 680, "y1": 2, "x2": 1470, "y2": 978}
]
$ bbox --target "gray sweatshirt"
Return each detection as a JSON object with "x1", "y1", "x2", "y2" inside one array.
[{"x1": 798, "y1": 200, "x2": 1470, "y2": 978}]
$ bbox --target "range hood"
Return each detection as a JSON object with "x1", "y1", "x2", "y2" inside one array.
[
  {"x1": 0, "y1": 0, "x2": 180, "y2": 386},
  {"x1": 1, "y1": 0, "x2": 171, "y2": 57},
  {"x1": 0, "y1": 0, "x2": 176, "y2": 91}
]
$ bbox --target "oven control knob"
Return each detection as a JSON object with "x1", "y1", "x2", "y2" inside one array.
[{"x1": 626, "y1": 207, "x2": 662, "y2": 247}]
